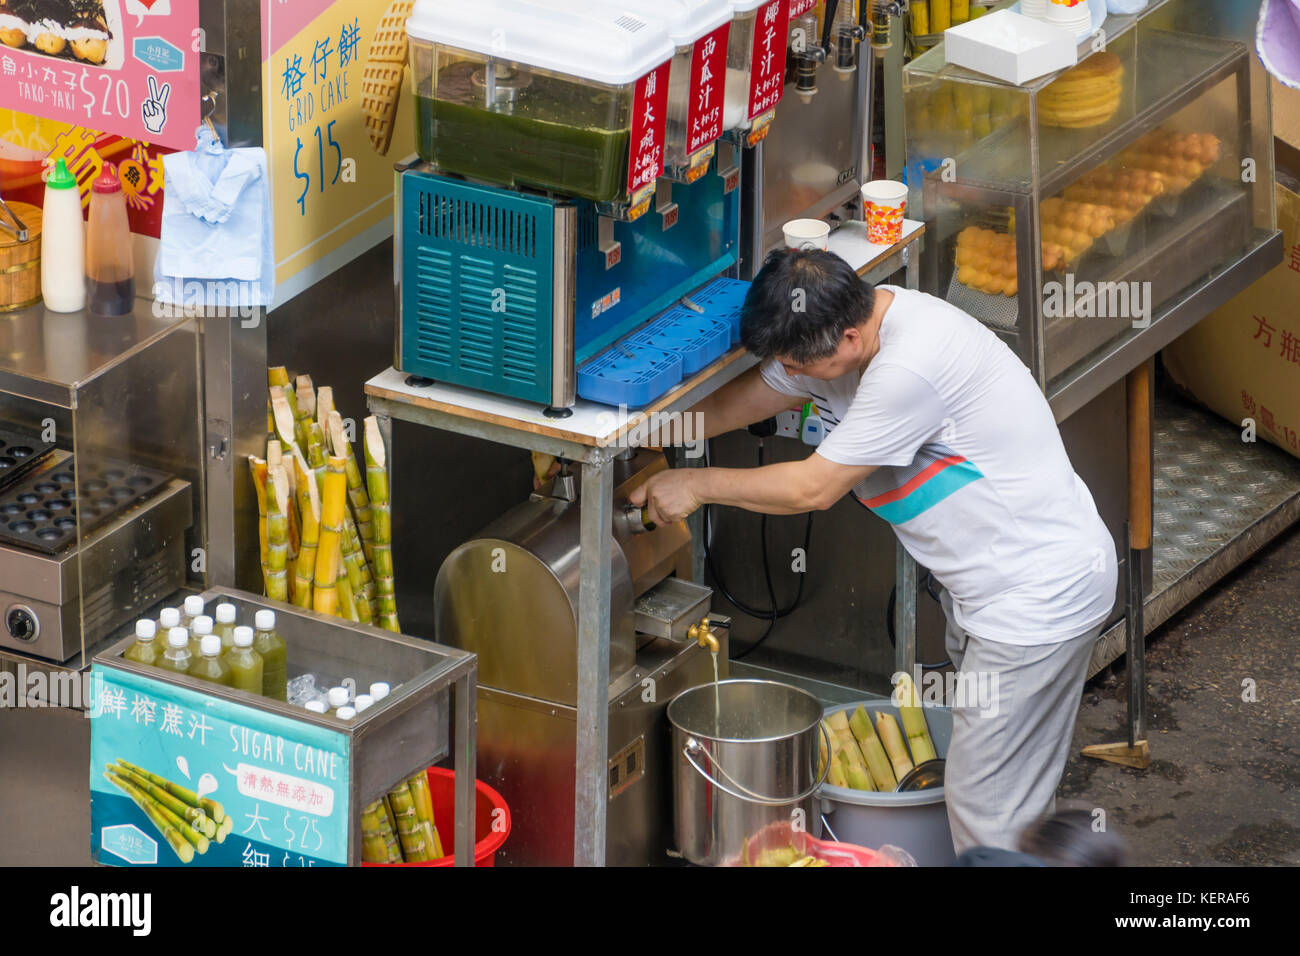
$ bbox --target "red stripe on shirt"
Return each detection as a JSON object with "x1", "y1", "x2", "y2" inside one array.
[{"x1": 862, "y1": 454, "x2": 969, "y2": 507}]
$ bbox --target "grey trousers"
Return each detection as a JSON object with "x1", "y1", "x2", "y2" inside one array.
[{"x1": 939, "y1": 590, "x2": 1102, "y2": 854}]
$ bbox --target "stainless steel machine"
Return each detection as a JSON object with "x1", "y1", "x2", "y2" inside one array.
[{"x1": 434, "y1": 449, "x2": 727, "y2": 865}]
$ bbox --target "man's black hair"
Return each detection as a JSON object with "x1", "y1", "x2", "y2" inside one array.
[{"x1": 739, "y1": 247, "x2": 876, "y2": 363}]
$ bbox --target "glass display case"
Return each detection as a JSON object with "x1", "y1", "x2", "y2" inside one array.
[
  {"x1": 0, "y1": 302, "x2": 204, "y2": 664},
  {"x1": 904, "y1": 0, "x2": 1278, "y2": 414}
]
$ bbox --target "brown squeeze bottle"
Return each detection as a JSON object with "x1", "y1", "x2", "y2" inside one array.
[{"x1": 85, "y1": 163, "x2": 135, "y2": 316}]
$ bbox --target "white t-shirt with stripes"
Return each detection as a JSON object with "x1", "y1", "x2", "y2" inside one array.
[{"x1": 760, "y1": 285, "x2": 1117, "y2": 645}]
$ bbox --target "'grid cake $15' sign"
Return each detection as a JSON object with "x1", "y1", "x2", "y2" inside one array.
[{"x1": 90, "y1": 665, "x2": 350, "y2": 867}]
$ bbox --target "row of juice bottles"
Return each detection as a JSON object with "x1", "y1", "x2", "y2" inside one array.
[{"x1": 122, "y1": 595, "x2": 287, "y2": 700}]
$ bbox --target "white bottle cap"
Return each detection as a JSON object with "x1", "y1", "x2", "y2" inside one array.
[
  {"x1": 159, "y1": 608, "x2": 180, "y2": 628},
  {"x1": 335, "y1": 706, "x2": 356, "y2": 720},
  {"x1": 200, "y1": 634, "x2": 222, "y2": 657},
  {"x1": 369, "y1": 682, "x2": 390, "y2": 701},
  {"x1": 327, "y1": 687, "x2": 350, "y2": 708},
  {"x1": 183, "y1": 595, "x2": 205, "y2": 616},
  {"x1": 233, "y1": 625, "x2": 255, "y2": 648},
  {"x1": 254, "y1": 609, "x2": 276, "y2": 631},
  {"x1": 305, "y1": 701, "x2": 327, "y2": 714},
  {"x1": 354, "y1": 694, "x2": 374, "y2": 712},
  {"x1": 215, "y1": 603, "x2": 237, "y2": 624},
  {"x1": 135, "y1": 620, "x2": 156, "y2": 641},
  {"x1": 168, "y1": 627, "x2": 189, "y2": 649},
  {"x1": 191, "y1": 615, "x2": 214, "y2": 636}
]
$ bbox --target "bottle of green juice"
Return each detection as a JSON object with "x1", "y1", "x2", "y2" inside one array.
[
  {"x1": 224, "y1": 625, "x2": 264, "y2": 696},
  {"x1": 214, "y1": 603, "x2": 238, "y2": 649},
  {"x1": 154, "y1": 607, "x2": 181, "y2": 653},
  {"x1": 188, "y1": 614, "x2": 214, "y2": 658},
  {"x1": 157, "y1": 627, "x2": 192, "y2": 675},
  {"x1": 180, "y1": 594, "x2": 205, "y2": 630},
  {"x1": 253, "y1": 609, "x2": 287, "y2": 701},
  {"x1": 189, "y1": 635, "x2": 233, "y2": 687},
  {"x1": 123, "y1": 620, "x2": 159, "y2": 667}
]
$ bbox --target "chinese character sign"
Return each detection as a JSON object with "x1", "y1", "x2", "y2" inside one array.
[
  {"x1": 747, "y1": 0, "x2": 790, "y2": 120},
  {"x1": 686, "y1": 24, "x2": 730, "y2": 156},
  {"x1": 90, "y1": 665, "x2": 350, "y2": 867},
  {"x1": 0, "y1": 0, "x2": 198, "y2": 151},
  {"x1": 788, "y1": 0, "x2": 818, "y2": 18},
  {"x1": 627, "y1": 60, "x2": 672, "y2": 195},
  {"x1": 262, "y1": 0, "x2": 417, "y2": 307}
]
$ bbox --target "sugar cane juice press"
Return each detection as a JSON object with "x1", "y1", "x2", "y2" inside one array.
[{"x1": 401, "y1": 0, "x2": 880, "y2": 863}]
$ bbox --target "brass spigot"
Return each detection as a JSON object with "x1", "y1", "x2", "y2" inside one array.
[{"x1": 689, "y1": 617, "x2": 719, "y2": 654}]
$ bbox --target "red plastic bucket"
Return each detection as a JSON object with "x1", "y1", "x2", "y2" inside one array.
[{"x1": 362, "y1": 767, "x2": 511, "y2": 867}]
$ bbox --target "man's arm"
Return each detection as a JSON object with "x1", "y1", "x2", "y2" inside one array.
[
  {"x1": 629, "y1": 452, "x2": 877, "y2": 522},
  {"x1": 644, "y1": 364, "x2": 798, "y2": 445}
]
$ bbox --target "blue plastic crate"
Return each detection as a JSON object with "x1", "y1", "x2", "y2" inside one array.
[
  {"x1": 684, "y1": 277, "x2": 750, "y2": 344},
  {"x1": 577, "y1": 343, "x2": 683, "y2": 408},
  {"x1": 626, "y1": 309, "x2": 731, "y2": 376}
]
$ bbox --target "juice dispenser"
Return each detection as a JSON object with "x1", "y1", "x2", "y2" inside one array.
[
  {"x1": 406, "y1": 0, "x2": 676, "y2": 210},
  {"x1": 595, "y1": 0, "x2": 735, "y2": 184},
  {"x1": 722, "y1": 0, "x2": 792, "y2": 146}
]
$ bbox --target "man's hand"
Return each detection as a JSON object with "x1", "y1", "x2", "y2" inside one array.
[{"x1": 629, "y1": 469, "x2": 701, "y2": 526}]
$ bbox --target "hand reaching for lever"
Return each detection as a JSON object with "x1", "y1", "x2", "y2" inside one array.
[{"x1": 629, "y1": 469, "x2": 702, "y2": 527}]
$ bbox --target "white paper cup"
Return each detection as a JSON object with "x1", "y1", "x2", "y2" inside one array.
[
  {"x1": 860, "y1": 180, "x2": 909, "y2": 245},
  {"x1": 1046, "y1": 0, "x2": 1091, "y2": 36},
  {"x1": 783, "y1": 218, "x2": 831, "y2": 251},
  {"x1": 1020, "y1": 0, "x2": 1048, "y2": 20}
]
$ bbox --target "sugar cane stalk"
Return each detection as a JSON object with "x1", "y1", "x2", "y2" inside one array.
[
  {"x1": 292, "y1": 448, "x2": 319, "y2": 609},
  {"x1": 108, "y1": 771, "x2": 210, "y2": 854},
  {"x1": 105, "y1": 772, "x2": 195, "y2": 864},
  {"x1": 406, "y1": 771, "x2": 443, "y2": 859},
  {"x1": 361, "y1": 798, "x2": 402, "y2": 863},
  {"x1": 114, "y1": 759, "x2": 225, "y2": 823},
  {"x1": 386, "y1": 782, "x2": 430, "y2": 862},
  {"x1": 294, "y1": 374, "x2": 316, "y2": 453},
  {"x1": 248, "y1": 456, "x2": 269, "y2": 587},
  {"x1": 364, "y1": 416, "x2": 400, "y2": 632},
  {"x1": 112, "y1": 765, "x2": 215, "y2": 838},
  {"x1": 313, "y1": 455, "x2": 347, "y2": 617},
  {"x1": 265, "y1": 465, "x2": 290, "y2": 603},
  {"x1": 329, "y1": 409, "x2": 374, "y2": 561}
]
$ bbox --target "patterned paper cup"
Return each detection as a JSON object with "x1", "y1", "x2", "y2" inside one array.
[
  {"x1": 861, "y1": 180, "x2": 908, "y2": 245},
  {"x1": 783, "y1": 218, "x2": 831, "y2": 250}
]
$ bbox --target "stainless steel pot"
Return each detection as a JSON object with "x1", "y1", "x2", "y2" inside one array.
[{"x1": 668, "y1": 679, "x2": 828, "y2": 866}]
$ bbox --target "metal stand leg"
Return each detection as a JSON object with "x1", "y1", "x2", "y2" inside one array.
[
  {"x1": 894, "y1": 541, "x2": 916, "y2": 680},
  {"x1": 575, "y1": 454, "x2": 614, "y2": 866},
  {"x1": 452, "y1": 670, "x2": 477, "y2": 866}
]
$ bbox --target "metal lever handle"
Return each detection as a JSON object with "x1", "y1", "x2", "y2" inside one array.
[
  {"x1": 681, "y1": 721, "x2": 831, "y2": 807},
  {"x1": 622, "y1": 502, "x2": 655, "y2": 533}
]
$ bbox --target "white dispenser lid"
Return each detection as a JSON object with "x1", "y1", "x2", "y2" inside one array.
[
  {"x1": 729, "y1": 0, "x2": 774, "y2": 13},
  {"x1": 597, "y1": 0, "x2": 733, "y2": 47},
  {"x1": 408, "y1": 0, "x2": 677, "y2": 86}
]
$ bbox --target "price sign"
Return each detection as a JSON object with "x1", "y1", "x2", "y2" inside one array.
[
  {"x1": 686, "y1": 24, "x2": 730, "y2": 156},
  {"x1": 747, "y1": 0, "x2": 790, "y2": 120},
  {"x1": 627, "y1": 59, "x2": 672, "y2": 196}
]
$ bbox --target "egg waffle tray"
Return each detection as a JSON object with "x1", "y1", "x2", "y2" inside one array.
[
  {"x1": 0, "y1": 425, "x2": 56, "y2": 495},
  {"x1": 0, "y1": 450, "x2": 172, "y2": 555}
]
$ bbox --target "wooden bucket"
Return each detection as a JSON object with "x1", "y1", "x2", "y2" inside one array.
[{"x1": 0, "y1": 201, "x2": 43, "y2": 312}]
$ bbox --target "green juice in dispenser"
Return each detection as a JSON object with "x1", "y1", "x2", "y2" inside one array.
[
  {"x1": 214, "y1": 603, "x2": 238, "y2": 650},
  {"x1": 157, "y1": 628, "x2": 192, "y2": 676},
  {"x1": 253, "y1": 609, "x2": 287, "y2": 701},
  {"x1": 189, "y1": 635, "x2": 233, "y2": 687},
  {"x1": 122, "y1": 620, "x2": 159, "y2": 667},
  {"x1": 224, "y1": 626, "x2": 264, "y2": 696}
]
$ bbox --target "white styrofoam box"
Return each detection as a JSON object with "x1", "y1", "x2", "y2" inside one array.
[{"x1": 944, "y1": 9, "x2": 1078, "y2": 85}]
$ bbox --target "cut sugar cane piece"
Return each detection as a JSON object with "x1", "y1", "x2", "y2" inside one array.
[
  {"x1": 115, "y1": 759, "x2": 224, "y2": 823},
  {"x1": 269, "y1": 386, "x2": 298, "y2": 452},
  {"x1": 827, "y1": 751, "x2": 849, "y2": 788},
  {"x1": 294, "y1": 375, "x2": 315, "y2": 451},
  {"x1": 313, "y1": 455, "x2": 347, "y2": 616},
  {"x1": 361, "y1": 798, "x2": 402, "y2": 863},
  {"x1": 105, "y1": 773, "x2": 194, "y2": 864},
  {"x1": 265, "y1": 465, "x2": 290, "y2": 603},
  {"x1": 845, "y1": 759, "x2": 876, "y2": 792},
  {"x1": 850, "y1": 705, "x2": 898, "y2": 791},
  {"x1": 895, "y1": 673, "x2": 939, "y2": 764},
  {"x1": 292, "y1": 448, "x2": 320, "y2": 609},
  {"x1": 249, "y1": 456, "x2": 269, "y2": 585},
  {"x1": 330, "y1": 409, "x2": 374, "y2": 560},
  {"x1": 386, "y1": 782, "x2": 430, "y2": 862},
  {"x1": 875, "y1": 712, "x2": 914, "y2": 782},
  {"x1": 113, "y1": 765, "x2": 215, "y2": 838},
  {"x1": 365, "y1": 416, "x2": 400, "y2": 632}
]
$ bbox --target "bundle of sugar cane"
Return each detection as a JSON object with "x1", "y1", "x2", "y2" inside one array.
[
  {"x1": 365, "y1": 416, "x2": 400, "y2": 632},
  {"x1": 361, "y1": 798, "x2": 402, "y2": 863},
  {"x1": 105, "y1": 759, "x2": 233, "y2": 863}
]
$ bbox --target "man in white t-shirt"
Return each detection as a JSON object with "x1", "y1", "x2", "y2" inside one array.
[{"x1": 630, "y1": 248, "x2": 1117, "y2": 852}]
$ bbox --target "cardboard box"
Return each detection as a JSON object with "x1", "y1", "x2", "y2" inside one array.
[
  {"x1": 944, "y1": 10, "x2": 1078, "y2": 85},
  {"x1": 1273, "y1": 77, "x2": 1300, "y2": 151},
  {"x1": 1163, "y1": 182, "x2": 1300, "y2": 460}
]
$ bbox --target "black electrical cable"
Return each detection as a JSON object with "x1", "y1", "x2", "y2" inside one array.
[{"x1": 700, "y1": 437, "x2": 814, "y2": 660}]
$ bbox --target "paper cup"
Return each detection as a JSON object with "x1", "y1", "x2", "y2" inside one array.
[
  {"x1": 861, "y1": 180, "x2": 908, "y2": 245},
  {"x1": 1020, "y1": 0, "x2": 1048, "y2": 19},
  {"x1": 783, "y1": 218, "x2": 831, "y2": 251}
]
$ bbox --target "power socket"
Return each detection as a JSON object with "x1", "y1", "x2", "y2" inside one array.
[{"x1": 775, "y1": 409, "x2": 801, "y2": 439}]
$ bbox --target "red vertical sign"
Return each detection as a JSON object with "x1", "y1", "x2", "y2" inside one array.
[
  {"x1": 788, "y1": 0, "x2": 817, "y2": 17},
  {"x1": 685, "y1": 24, "x2": 731, "y2": 156},
  {"x1": 627, "y1": 60, "x2": 672, "y2": 195},
  {"x1": 747, "y1": 0, "x2": 790, "y2": 119}
]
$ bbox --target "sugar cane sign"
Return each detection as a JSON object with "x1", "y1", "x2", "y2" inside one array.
[
  {"x1": 686, "y1": 23, "x2": 729, "y2": 156},
  {"x1": 747, "y1": 0, "x2": 789, "y2": 120},
  {"x1": 0, "y1": 0, "x2": 199, "y2": 151},
  {"x1": 90, "y1": 665, "x2": 350, "y2": 867},
  {"x1": 626, "y1": 59, "x2": 671, "y2": 200}
]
